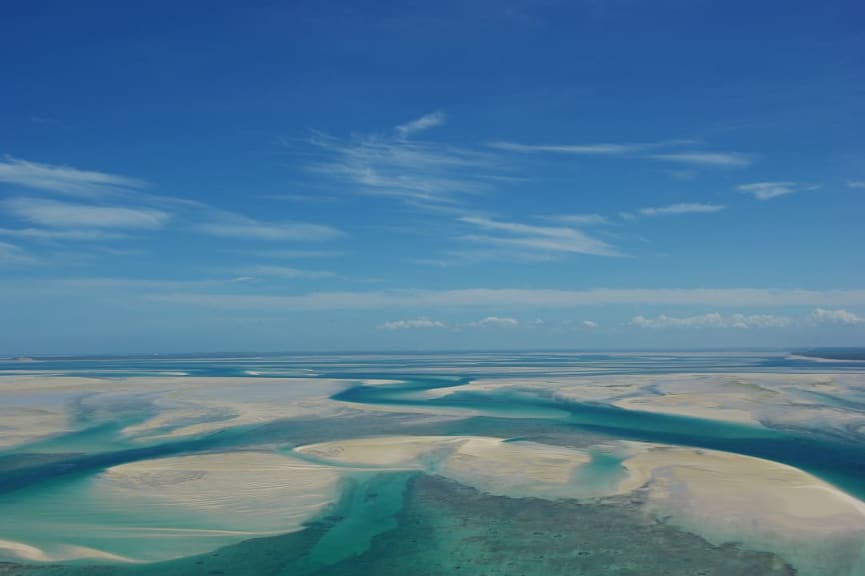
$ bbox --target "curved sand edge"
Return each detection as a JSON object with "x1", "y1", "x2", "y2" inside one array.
[
  {"x1": 295, "y1": 435, "x2": 593, "y2": 498},
  {"x1": 616, "y1": 443, "x2": 865, "y2": 576},
  {"x1": 0, "y1": 539, "x2": 140, "y2": 564},
  {"x1": 0, "y1": 451, "x2": 343, "y2": 564}
]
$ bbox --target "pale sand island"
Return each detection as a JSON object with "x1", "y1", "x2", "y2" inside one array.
[
  {"x1": 0, "y1": 451, "x2": 342, "y2": 563},
  {"x1": 294, "y1": 432, "x2": 865, "y2": 576},
  {"x1": 2, "y1": 356, "x2": 865, "y2": 575}
]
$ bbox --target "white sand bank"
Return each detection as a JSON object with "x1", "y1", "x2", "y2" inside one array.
[
  {"x1": 296, "y1": 435, "x2": 593, "y2": 498},
  {"x1": 0, "y1": 451, "x2": 343, "y2": 564},
  {"x1": 0, "y1": 539, "x2": 139, "y2": 563},
  {"x1": 100, "y1": 451, "x2": 341, "y2": 533},
  {"x1": 617, "y1": 443, "x2": 865, "y2": 576}
]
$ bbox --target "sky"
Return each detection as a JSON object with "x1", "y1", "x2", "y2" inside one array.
[{"x1": 1, "y1": 0, "x2": 864, "y2": 354}]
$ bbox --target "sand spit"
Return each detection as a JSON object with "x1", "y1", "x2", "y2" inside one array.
[
  {"x1": 0, "y1": 451, "x2": 342, "y2": 562},
  {"x1": 0, "y1": 375, "x2": 117, "y2": 449},
  {"x1": 295, "y1": 435, "x2": 593, "y2": 498},
  {"x1": 94, "y1": 451, "x2": 340, "y2": 562},
  {"x1": 440, "y1": 437, "x2": 592, "y2": 498},
  {"x1": 412, "y1": 372, "x2": 865, "y2": 438},
  {"x1": 0, "y1": 375, "x2": 354, "y2": 449},
  {"x1": 617, "y1": 443, "x2": 865, "y2": 576},
  {"x1": 613, "y1": 394, "x2": 761, "y2": 425},
  {"x1": 787, "y1": 354, "x2": 865, "y2": 363},
  {"x1": 296, "y1": 435, "x2": 467, "y2": 468},
  {"x1": 0, "y1": 408, "x2": 70, "y2": 449},
  {"x1": 0, "y1": 451, "x2": 342, "y2": 564},
  {"x1": 118, "y1": 377, "x2": 352, "y2": 440},
  {"x1": 0, "y1": 539, "x2": 139, "y2": 563},
  {"x1": 101, "y1": 451, "x2": 341, "y2": 529},
  {"x1": 297, "y1": 434, "x2": 865, "y2": 574}
]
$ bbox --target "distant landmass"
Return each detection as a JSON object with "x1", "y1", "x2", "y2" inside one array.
[{"x1": 794, "y1": 348, "x2": 865, "y2": 361}]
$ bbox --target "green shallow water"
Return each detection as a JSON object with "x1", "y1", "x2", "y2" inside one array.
[
  {"x1": 2, "y1": 353, "x2": 865, "y2": 575},
  {"x1": 334, "y1": 381, "x2": 865, "y2": 500},
  {"x1": 0, "y1": 475, "x2": 796, "y2": 576},
  {"x1": 295, "y1": 472, "x2": 413, "y2": 572}
]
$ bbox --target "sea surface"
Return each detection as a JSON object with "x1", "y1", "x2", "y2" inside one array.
[{"x1": 1, "y1": 351, "x2": 864, "y2": 575}]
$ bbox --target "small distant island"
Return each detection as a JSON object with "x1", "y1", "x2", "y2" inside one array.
[{"x1": 792, "y1": 348, "x2": 865, "y2": 361}]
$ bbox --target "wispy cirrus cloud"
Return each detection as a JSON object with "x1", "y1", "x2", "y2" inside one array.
[
  {"x1": 488, "y1": 141, "x2": 642, "y2": 155},
  {"x1": 848, "y1": 180, "x2": 865, "y2": 189},
  {"x1": 198, "y1": 213, "x2": 343, "y2": 242},
  {"x1": 647, "y1": 152, "x2": 751, "y2": 167},
  {"x1": 459, "y1": 216, "x2": 622, "y2": 258},
  {"x1": 0, "y1": 157, "x2": 344, "y2": 250},
  {"x1": 395, "y1": 111, "x2": 446, "y2": 139},
  {"x1": 543, "y1": 213, "x2": 608, "y2": 226},
  {"x1": 622, "y1": 202, "x2": 726, "y2": 220},
  {"x1": 0, "y1": 156, "x2": 146, "y2": 198},
  {"x1": 0, "y1": 240, "x2": 35, "y2": 265},
  {"x1": 305, "y1": 116, "x2": 752, "y2": 218},
  {"x1": 490, "y1": 140, "x2": 752, "y2": 167},
  {"x1": 307, "y1": 114, "x2": 499, "y2": 206},
  {"x1": 230, "y1": 249, "x2": 346, "y2": 259},
  {"x1": 142, "y1": 287, "x2": 865, "y2": 311},
  {"x1": 379, "y1": 317, "x2": 447, "y2": 330},
  {"x1": 630, "y1": 312, "x2": 791, "y2": 329},
  {"x1": 736, "y1": 181, "x2": 802, "y2": 200},
  {"x1": 2, "y1": 197, "x2": 170, "y2": 229},
  {"x1": 0, "y1": 227, "x2": 125, "y2": 241},
  {"x1": 238, "y1": 265, "x2": 333, "y2": 280},
  {"x1": 0, "y1": 157, "x2": 186, "y2": 245},
  {"x1": 418, "y1": 247, "x2": 561, "y2": 266}
]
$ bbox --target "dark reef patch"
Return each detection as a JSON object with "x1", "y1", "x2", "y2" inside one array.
[{"x1": 1, "y1": 474, "x2": 795, "y2": 576}]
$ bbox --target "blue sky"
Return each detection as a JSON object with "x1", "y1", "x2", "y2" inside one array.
[{"x1": 1, "y1": 0, "x2": 864, "y2": 354}]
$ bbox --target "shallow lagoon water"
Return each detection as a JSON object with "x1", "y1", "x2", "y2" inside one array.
[{"x1": 1, "y1": 351, "x2": 864, "y2": 575}]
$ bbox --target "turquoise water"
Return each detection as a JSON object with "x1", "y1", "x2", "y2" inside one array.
[
  {"x1": 0, "y1": 475, "x2": 798, "y2": 576},
  {"x1": 1, "y1": 351, "x2": 864, "y2": 575},
  {"x1": 296, "y1": 472, "x2": 413, "y2": 572},
  {"x1": 567, "y1": 447, "x2": 629, "y2": 496},
  {"x1": 333, "y1": 379, "x2": 865, "y2": 500}
]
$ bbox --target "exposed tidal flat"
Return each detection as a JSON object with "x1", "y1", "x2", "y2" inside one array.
[{"x1": 1, "y1": 352, "x2": 865, "y2": 575}]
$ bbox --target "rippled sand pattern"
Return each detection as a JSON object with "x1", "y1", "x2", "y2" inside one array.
[{"x1": 1, "y1": 351, "x2": 864, "y2": 575}]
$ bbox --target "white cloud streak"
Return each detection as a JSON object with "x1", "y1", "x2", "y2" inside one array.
[
  {"x1": 0, "y1": 157, "x2": 345, "y2": 247},
  {"x1": 2, "y1": 197, "x2": 170, "y2": 229},
  {"x1": 489, "y1": 141, "x2": 641, "y2": 155},
  {"x1": 631, "y1": 312, "x2": 791, "y2": 329},
  {"x1": 238, "y1": 265, "x2": 333, "y2": 279},
  {"x1": 490, "y1": 141, "x2": 751, "y2": 167},
  {"x1": 459, "y1": 216, "x2": 621, "y2": 257},
  {"x1": 309, "y1": 119, "x2": 751, "y2": 213},
  {"x1": 395, "y1": 112, "x2": 446, "y2": 139},
  {"x1": 143, "y1": 287, "x2": 865, "y2": 311},
  {"x1": 543, "y1": 213, "x2": 608, "y2": 226},
  {"x1": 379, "y1": 317, "x2": 447, "y2": 330},
  {"x1": 0, "y1": 240, "x2": 35, "y2": 265},
  {"x1": 309, "y1": 123, "x2": 495, "y2": 206},
  {"x1": 198, "y1": 214, "x2": 342, "y2": 242},
  {"x1": 0, "y1": 156, "x2": 145, "y2": 198},
  {"x1": 582, "y1": 320, "x2": 599, "y2": 328},
  {"x1": 648, "y1": 152, "x2": 751, "y2": 167},
  {"x1": 0, "y1": 227, "x2": 125, "y2": 241},
  {"x1": 230, "y1": 249, "x2": 346, "y2": 259},
  {"x1": 633, "y1": 203, "x2": 726, "y2": 218},
  {"x1": 737, "y1": 181, "x2": 798, "y2": 200},
  {"x1": 847, "y1": 180, "x2": 865, "y2": 189}
]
